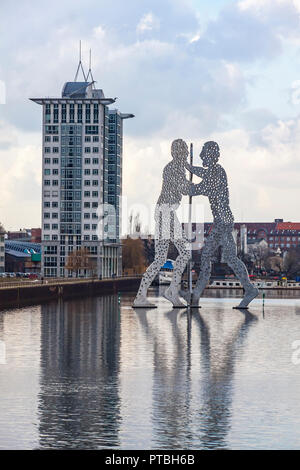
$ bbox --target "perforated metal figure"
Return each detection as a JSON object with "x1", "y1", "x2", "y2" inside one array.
[
  {"x1": 133, "y1": 139, "x2": 197, "y2": 308},
  {"x1": 187, "y1": 141, "x2": 258, "y2": 308}
]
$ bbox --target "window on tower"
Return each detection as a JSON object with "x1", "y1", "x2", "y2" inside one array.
[{"x1": 85, "y1": 125, "x2": 99, "y2": 135}]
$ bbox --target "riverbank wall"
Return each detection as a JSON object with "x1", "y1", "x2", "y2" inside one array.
[{"x1": 0, "y1": 277, "x2": 141, "y2": 309}]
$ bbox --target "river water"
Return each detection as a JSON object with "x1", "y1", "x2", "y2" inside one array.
[{"x1": 0, "y1": 288, "x2": 300, "y2": 449}]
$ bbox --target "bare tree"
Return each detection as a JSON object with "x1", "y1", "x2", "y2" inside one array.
[
  {"x1": 265, "y1": 255, "x2": 283, "y2": 273},
  {"x1": 129, "y1": 212, "x2": 133, "y2": 236},
  {"x1": 65, "y1": 247, "x2": 95, "y2": 278},
  {"x1": 284, "y1": 247, "x2": 300, "y2": 278},
  {"x1": 122, "y1": 237, "x2": 146, "y2": 274},
  {"x1": 133, "y1": 212, "x2": 142, "y2": 234},
  {"x1": 249, "y1": 242, "x2": 270, "y2": 271},
  {"x1": 128, "y1": 211, "x2": 142, "y2": 238}
]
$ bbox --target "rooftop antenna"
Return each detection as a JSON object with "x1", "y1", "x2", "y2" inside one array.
[
  {"x1": 74, "y1": 40, "x2": 87, "y2": 82},
  {"x1": 86, "y1": 48, "x2": 95, "y2": 87}
]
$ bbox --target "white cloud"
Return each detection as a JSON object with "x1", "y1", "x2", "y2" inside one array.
[
  {"x1": 137, "y1": 12, "x2": 160, "y2": 34},
  {"x1": 121, "y1": 112, "x2": 300, "y2": 228},
  {"x1": 193, "y1": 0, "x2": 300, "y2": 61},
  {"x1": 239, "y1": 0, "x2": 300, "y2": 14},
  {"x1": 0, "y1": 121, "x2": 41, "y2": 230}
]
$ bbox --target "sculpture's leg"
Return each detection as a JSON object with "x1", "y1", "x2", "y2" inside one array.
[
  {"x1": 191, "y1": 226, "x2": 221, "y2": 307},
  {"x1": 164, "y1": 237, "x2": 190, "y2": 307},
  {"x1": 133, "y1": 239, "x2": 169, "y2": 308},
  {"x1": 190, "y1": 249, "x2": 212, "y2": 307},
  {"x1": 222, "y1": 229, "x2": 258, "y2": 309}
]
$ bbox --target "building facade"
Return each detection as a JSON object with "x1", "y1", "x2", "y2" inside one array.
[
  {"x1": 31, "y1": 75, "x2": 133, "y2": 278},
  {"x1": 232, "y1": 220, "x2": 300, "y2": 254},
  {"x1": 198, "y1": 219, "x2": 300, "y2": 255},
  {"x1": 7, "y1": 228, "x2": 41, "y2": 243},
  {"x1": 107, "y1": 110, "x2": 134, "y2": 275},
  {"x1": 5, "y1": 240, "x2": 41, "y2": 274}
]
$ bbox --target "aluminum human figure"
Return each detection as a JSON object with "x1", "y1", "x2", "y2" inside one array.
[
  {"x1": 133, "y1": 139, "x2": 196, "y2": 308},
  {"x1": 187, "y1": 141, "x2": 258, "y2": 308}
]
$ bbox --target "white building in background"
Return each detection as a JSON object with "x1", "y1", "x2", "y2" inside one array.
[{"x1": 31, "y1": 57, "x2": 134, "y2": 278}]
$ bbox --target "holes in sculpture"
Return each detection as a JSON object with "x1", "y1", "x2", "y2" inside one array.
[{"x1": 133, "y1": 139, "x2": 258, "y2": 308}]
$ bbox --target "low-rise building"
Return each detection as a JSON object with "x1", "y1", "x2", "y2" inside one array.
[
  {"x1": 234, "y1": 220, "x2": 300, "y2": 253},
  {"x1": 7, "y1": 228, "x2": 41, "y2": 243},
  {"x1": 199, "y1": 219, "x2": 300, "y2": 254},
  {"x1": 5, "y1": 240, "x2": 41, "y2": 274},
  {"x1": 7, "y1": 229, "x2": 31, "y2": 242}
]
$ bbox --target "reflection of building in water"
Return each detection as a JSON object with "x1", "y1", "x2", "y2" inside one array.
[
  {"x1": 152, "y1": 310, "x2": 194, "y2": 449},
  {"x1": 38, "y1": 295, "x2": 121, "y2": 449},
  {"x1": 0, "y1": 306, "x2": 42, "y2": 448}
]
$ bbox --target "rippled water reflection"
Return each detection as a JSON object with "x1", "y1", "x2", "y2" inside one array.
[{"x1": 0, "y1": 288, "x2": 300, "y2": 449}]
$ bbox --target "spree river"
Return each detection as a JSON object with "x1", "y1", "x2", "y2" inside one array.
[{"x1": 0, "y1": 288, "x2": 300, "y2": 450}]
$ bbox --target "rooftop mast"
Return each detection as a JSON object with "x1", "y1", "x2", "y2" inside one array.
[
  {"x1": 74, "y1": 40, "x2": 87, "y2": 82},
  {"x1": 86, "y1": 49, "x2": 96, "y2": 88}
]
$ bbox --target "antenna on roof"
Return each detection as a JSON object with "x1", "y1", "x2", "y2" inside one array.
[
  {"x1": 86, "y1": 48, "x2": 95, "y2": 86},
  {"x1": 74, "y1": 40, "x2": 87, "y2": 82}
]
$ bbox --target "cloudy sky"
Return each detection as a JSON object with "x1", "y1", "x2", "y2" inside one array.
[{"x1": 1, "y1": 0, "x2": 300, "y2": 231}]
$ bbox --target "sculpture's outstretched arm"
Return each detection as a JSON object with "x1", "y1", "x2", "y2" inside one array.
[
  {"x1": 185, "y1": 162, "x2": 206, "y2": 178},
  {"x1": 178, "y1": 174, "x2": 198, "y2": 196},
  {"x1": 190, "y1": 180, "x2": 210, "y2": 196}
]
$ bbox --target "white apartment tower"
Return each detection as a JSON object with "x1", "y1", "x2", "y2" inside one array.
[{"x1": 31, "y1": 57, "x2": 133, "y2": 278}]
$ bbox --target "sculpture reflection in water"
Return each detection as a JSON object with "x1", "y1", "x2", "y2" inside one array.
[
  {"x1": 192, "y1": 308, "x2": 256, "y2": 449},
  {"x1": 134, "y1": 307, "x2": 257, "y2": 449}
]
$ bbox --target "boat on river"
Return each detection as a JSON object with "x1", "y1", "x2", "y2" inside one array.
[{"x1": 208, "y1": 279, "x2": 300, "y2": 289}]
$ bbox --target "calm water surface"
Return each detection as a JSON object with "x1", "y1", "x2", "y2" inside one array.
[{"x1": 0, "y1": 288, "x2": 300, "y2": 449}]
